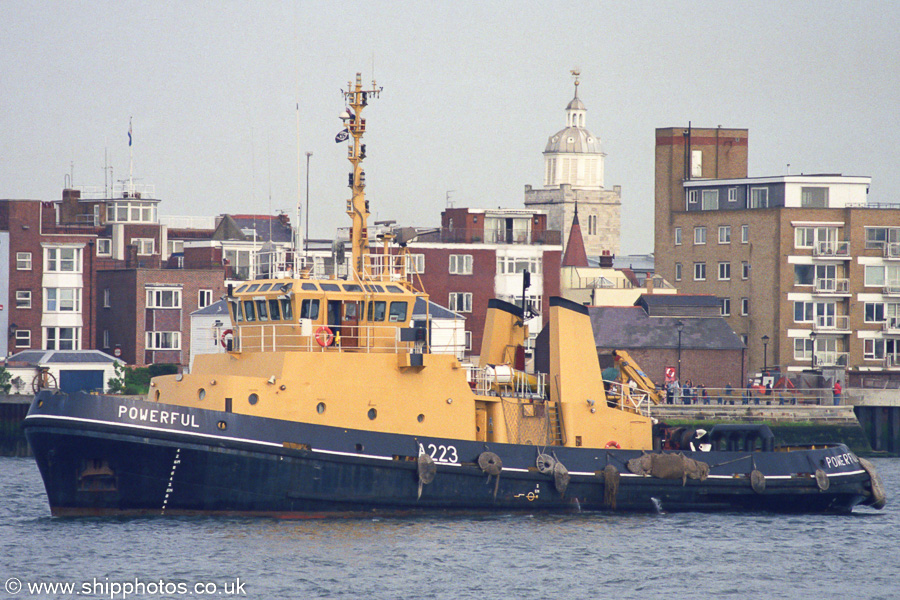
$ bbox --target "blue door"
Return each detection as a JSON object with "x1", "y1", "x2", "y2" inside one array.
[{"x1": 59, "y1": 370, "x2": 105, "y2": 393}]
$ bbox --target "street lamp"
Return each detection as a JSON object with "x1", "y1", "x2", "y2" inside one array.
[
  {"x1": 761, "y1": 335, "x2": 770, "y2": 375},
  {"x1": 675, "y1": 320, "x2": 684, "y2": 383},
  {"x1": 809, "y1": 330, "x2": 817, "y2": 371}
]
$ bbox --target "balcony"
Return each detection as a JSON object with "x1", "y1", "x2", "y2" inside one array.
[
  {"x1": 813, "y1": 315, "x2": 850, "y2": 332},
  {"x1": 813, "y1": 278, "x2": 850, "y2": 295},
  {"x1": 813, "y1": 351, "x2": 848, "y2": 367},
  {"x1": 440, "y1": 228, "x2": 561, "y2": 245},
  {"x1": 884, "y1": 281, "x2": 900, "y2": 296},
  {"x1": 883, "y1": 316, "x2": 900, "y2": 334},
  {"x1": 884, "y1": 243, "x2": 900, "y2": 259},
  {"x1": 813, "y1": 240, "x2": 850, "y2": 259}
]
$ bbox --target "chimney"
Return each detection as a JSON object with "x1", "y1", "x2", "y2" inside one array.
[
  {"x1": 646, "y1": 276, "x2": 655, "y2": 294},
  {"x1": 125, "y1": 244, "x2": 138, "y2": 268},
  {"x1": 599, "y1": 250, "x2": 614, "y2": 268}
]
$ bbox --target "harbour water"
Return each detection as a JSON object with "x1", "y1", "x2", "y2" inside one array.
[{"x1": 1, "y1": 456, "x2": 898, "y2": 599}]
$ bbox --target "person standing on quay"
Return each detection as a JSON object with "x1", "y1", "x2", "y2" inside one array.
[{"x1": 833, "y1": 380, "x2": 842, "y2": 405}]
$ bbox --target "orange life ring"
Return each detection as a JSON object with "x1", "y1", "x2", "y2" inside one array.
[
  {"x1": 220, "y1": 329, "x2": 234, "y2": 346},
  {"x1": 605, "y1": 441, "x2": 622, "y2": 449},
  {"x1": 315, "y1": 326, "x2": 334, "y2": 347}
]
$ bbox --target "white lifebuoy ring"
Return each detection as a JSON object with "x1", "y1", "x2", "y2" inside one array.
[
  {"x1": 315, "y1": 326, "x2": 334, "y2": 347},
  {"x1": 220, "y1": 329, "x2": 234, "y2": 346}
]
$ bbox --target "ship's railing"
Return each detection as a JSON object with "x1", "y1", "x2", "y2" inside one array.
[
  {"x1": 468, "y1": 364, "x2": 545, "y2": 399},
  {"x1": 234, "y1": 322, "x2": 420, "y2": 354},
  {"x1": 604, "y1": 380, "x2": 653, "y2": 417},
  {"x1": 660, "y1": 385, "x2": 843, "y2": 406},
  {"x1": 363, "y1": 252, "x2": 412, "y2": 283}
]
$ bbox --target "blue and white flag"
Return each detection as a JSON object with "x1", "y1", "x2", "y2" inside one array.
[
  {"x1": 128, "y1": 118, "x2": 133, "y2": 147},
  {"x1": 334, "y1": 128, "x2": 349, "y2": 143}
]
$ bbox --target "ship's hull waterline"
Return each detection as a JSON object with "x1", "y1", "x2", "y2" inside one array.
[{"x1": 24, "y1": 392, "x2": 879, "y2": 516}]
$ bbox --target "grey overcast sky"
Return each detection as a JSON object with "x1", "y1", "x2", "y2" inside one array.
[{"x1": 2, "y1": 1, "x2": 898, "y2": 254}]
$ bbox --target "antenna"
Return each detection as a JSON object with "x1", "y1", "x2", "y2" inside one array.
[{"x1": 446, "y1": 190, "x2": 455, "y2": 208}]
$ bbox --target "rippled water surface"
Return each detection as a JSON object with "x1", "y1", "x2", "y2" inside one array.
[{"x1": 1, "y1": 457, "x2": 897, "y2": 599}]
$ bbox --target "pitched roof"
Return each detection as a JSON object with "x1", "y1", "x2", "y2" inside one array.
[
  {"x1": 413, "y1": 297, "x2": 465, "y2": 320},
  {"x1": 561, "y1": 208, "x2": 589, "y2": 267},
  {"x1": 588, "y1": 306, "x2": 745, "y2": 350}
]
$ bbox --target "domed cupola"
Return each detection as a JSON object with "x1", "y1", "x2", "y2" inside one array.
[{"x1": 543, "y1": 70, "x2": 606, "y2": 189}]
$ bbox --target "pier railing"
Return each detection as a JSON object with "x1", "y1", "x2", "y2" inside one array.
[{"x1": 657, "y1": 386, "x2": 844, "y2": 407}]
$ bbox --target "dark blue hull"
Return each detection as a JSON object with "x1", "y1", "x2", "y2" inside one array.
[{"x1": 23, "y1": 392, "x2": 878, "y2": 516}]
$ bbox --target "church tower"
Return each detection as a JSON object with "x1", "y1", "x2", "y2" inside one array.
[{"x1": 525, "y1": 71, "x2": 621, "y2": 256}]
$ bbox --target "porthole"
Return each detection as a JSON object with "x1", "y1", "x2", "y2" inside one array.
[
  {"x1": 355, "y1": 443, "x2": 364, "y2": 453},
  {"x1": 417, "y1": 414, "x2": 425, "y2": 423},
  {"x1": 198, "y1": 388, "x2": 206, "y2": 401},
  {"x1": 217, "y1": 421, "x2": 227, "y2": 430},
  {"x1": 367, "y1": 408, "x2": 377, "y2": 420},
  {"x1": 316, "y1": 402, "x2": 326, "y2": 414},
  {"x1": 248, "y1": 393, "x2": 259, "y2": 405}
]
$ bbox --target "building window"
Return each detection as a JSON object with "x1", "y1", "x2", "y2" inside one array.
[
  {"x1": 794, "y1": 265, "x2": 815, "y2": 286},
  {"x1": 718, "y1": 262, "x2": 731, "y2": 281},
  {"x1": 794, "y1": 301, "x2": 814, "y2": 323},
  {"x1": 693, "y1": 262, "x2": 706, "y2": 281},
  {"x1": 102, "y1": 329, "x2": 110, "y2": 349},
  {"x1": 701, "y1": 190, "x2": 719, "y2": 210},
  {"x1": 794, "y1": 338, "x2": 814, "y2": 360},
  {"x1": 132, "y1": 238, "x2": 155, "y2": 256},
  {"x1": 742, "y1": 261, "x2": 750, "y2": 280},
  {"x1": 674, "y1": 227, "x2": 682, "y2": 246},
  {"x1": 865, "y1": 302, "x2": 886, "y2": 323},
  {"x1": 674, "y1": 263, "x2": 682, "y2": 281},
  {"x1": 465, "y1": 331, "x2": 472, "y2": 352},
  {"x1": 749, "y1": 188, "x2": 768, "y2": 209},
  {"x1": 44, "y1": 247, "x2": 81, "y2": 272},
  {"x1": 691, "y1": 150, "x2": 702, "y2": 178},
  {"x1": 45, "y1": 288, "x2": 81, "y2": 312},
  {"x1": 16, "y1": 252, "x2": 32, "y2": 270},
  {"x1": 497, "y1": 256, "x2": 542, "y2": 275},
  {"x1": 146, "y1": 331, "x2": 181, "y2": 350},
  {"x1": 693, "y1": 227, "x2": 706, "y2": 245},
  {"x1": 801, "y1": 187, "x2": 828, "y2": 208},
  {"x1": 167, "y1": 240, "x2": 184, "y2": 256},
  {"x1": 107, "y1": 200, "x2": 156, "y2": 223},
  {"x1": 741, "y1": 224, "x2": 749, "y2": 244},
  {"x1": 721, "y1": 297, "x2": 731, "y2": 316},
  {"x1": 794, "y1": 227, "x2": 815, "y2": 249},
  {"x1": 741, "y1": 298, "x2": 749, "y2": 316},
  {"x1": 45, "y1": 327, "x2": 80, "y2": 350},
  {"x1": 96, "y1": 239, "x2": 112, "y2": 256},
  {"x1": 408, "y1": 254, "x2": 425, "y2": 274},
  {"x1": 687, "y1": 189, "x2": 699, "y2": 206},
  {"x1": 728, "y1": 188, "x2": 737, "y2": 203},
  {"x1": 718, "y1": 226, "x2": 731, "y2": 244},
  {"x1": 449, "y1": 292, "x2": 473, "y2": 313},
  {"x1": 15, "y1": 290, "x2": 32, "y2": 309},
  {"x1": 741, "y1": 334, "x2": 749, "y2": 346},
  {"x1": 146, "y1": 288, "x2": 182, "y2": 309},
  {"x1": 15, "y1": 329, "x2": 31, "y2": 348},
  {"x1": 865, "y1": 265, "x2": 886, "y2": 287},
  {"x1": 103, "y1": 288, "x2": 111, "y2": 308},
  {"x1": 449, "y1": 254, "x2": 473, "y2": 275},
  {"x1": 198, "y1": 289, "x2": 213, "y2": 309}
]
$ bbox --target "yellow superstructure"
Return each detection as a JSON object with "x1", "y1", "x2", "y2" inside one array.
[{"x1": 149, "y1": 72, "x2": 654, "y2": 452}]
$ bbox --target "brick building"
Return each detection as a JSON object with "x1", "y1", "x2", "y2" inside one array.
[
  {"x1": 1, "y1": 187, "x2": 228, "y2": 369},
  {"x1": 409, "y1": 208, "x2": 561, "y2": 359},
  {"x1": 652, "y1": 126, "x2": 900, "y2": 384}
]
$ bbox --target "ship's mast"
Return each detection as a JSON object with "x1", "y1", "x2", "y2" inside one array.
[{"x1": 343, "y1": 73, "x2": 382, "y2": 278}]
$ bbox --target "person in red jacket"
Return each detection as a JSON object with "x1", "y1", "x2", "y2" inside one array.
[{"x1": 833, "y1": 380, "x2": 842, "y2": 406}]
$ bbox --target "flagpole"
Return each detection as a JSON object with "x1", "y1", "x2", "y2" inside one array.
[{"x1": 128, "y1": 117, "x2": 134, "y2": 196}]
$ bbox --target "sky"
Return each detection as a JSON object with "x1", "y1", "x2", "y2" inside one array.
[{"x1": 2, "y1": 1, "x2": 898, "y2": 254}]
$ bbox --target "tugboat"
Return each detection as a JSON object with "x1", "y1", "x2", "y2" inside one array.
[{"x1": 24, "y1": 74, "x2": 886, "y2": 516}]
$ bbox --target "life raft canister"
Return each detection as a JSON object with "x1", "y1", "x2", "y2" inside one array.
[{"x1": 315, "y1": 326, "x2": 334, "y2": 347}]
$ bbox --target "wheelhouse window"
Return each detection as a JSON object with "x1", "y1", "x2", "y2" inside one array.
[
  {"x1": 389, "y1": 301, "x2": 409, "y2": 322},
  {"x1": 300, "y1": 299, "x2": 319, "y2": 320}
]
